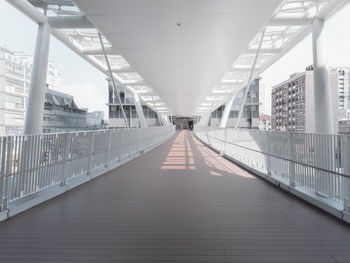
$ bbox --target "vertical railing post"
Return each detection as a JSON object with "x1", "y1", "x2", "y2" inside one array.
[
  {"x1": 0, "y1": 137, "x2": 7, "y2": 211},
  {"x1": 106, "y1": 130, "x2": 112, "y2": 168},
  {"x1": 87, "y1": 132, "x2": 95, "y2": 177},
  {"x1": 60, "y1": 133, "x2": 71, "y2": 186},
  {"x1": 265, "y1": 131, "x2": 272, "y2": 176},
  {"x1": 2, "y1": 137, "x2": 12, "y2": 211},
  {"x1": 119, "y1": 130, "x2": 124, "y2": 162},
  {"x1": 223, "y1": 128, "x2": 227, "y2": 155},
  {"x1": 342, "y1": 135, "x2": 350, "y2": 211},
  {"x1": 288, "y1": 132, "x2": 296, "y2": 187},
  {"x1": 315, "y1": 134, "x2": 328, "y2": 196}
]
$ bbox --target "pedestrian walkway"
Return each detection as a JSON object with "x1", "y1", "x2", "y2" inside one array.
[{"x1": 0, "y1": 131, "x2": 350, "y2": 262}]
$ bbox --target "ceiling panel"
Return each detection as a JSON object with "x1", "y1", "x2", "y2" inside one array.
[{"x1": 74, "y1": 0, "x2": 281, "y2": 116}]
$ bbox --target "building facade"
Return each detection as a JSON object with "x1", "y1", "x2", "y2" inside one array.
[
  {"x1": 0, "y1": 47, "x2": 30, "y2": 135},
  {"x1": 108, "y1": 82, "x2": 160, "y2": 128},
  {"x1": 15, "y1": 54, "x2": 61, "y2": 90},
  {"x1": 333, "y1": 67, "x2": 350, "y2": 120},
  {"x1": 259, "y1": 114, "x2": 271, "y2": 131},
  {"x1": 0, "y1": 47, "x2": 61, "y2": 136},
  {"x1": 209, "y1": 78, "x2": 260, "y2": 128},
  {"x1": 271, "y1": 66, "x2": 339, "y2": 133},
  {"x1": 86, "y1": 111, "x2": 105, "y2": 130},
  {"x1": 43, "y1": 89, "x2": 87, "y2": 133},
  {"x1": 339, "y1": 120, "x2": 350, "y2": 134}
]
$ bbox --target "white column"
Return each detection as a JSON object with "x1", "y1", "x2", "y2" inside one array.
[
  {"x1": 24, "y1": 22, "x2": 51, "y2": 134},
  {"x1": 219, "y1": 96, "x2": 235, "y2": 128},
  {"x1": 133, "y1": 93, "x2": 147, "y2": 128},
  {"x1": 162, "y1": 115, "x2": 170, "y2": 125},
  {"x1": 199, "y1": 112, "x2": 211, "y2": 126},
  {"x1": 151, "y1": 95, "x2": 162, "y2": 126},
  {"x1": 312, "y1": 19, "x2": 335, "y2": 133},
  {"x1": 98, "y1": 32, "x2": 129, "y2": 129}
]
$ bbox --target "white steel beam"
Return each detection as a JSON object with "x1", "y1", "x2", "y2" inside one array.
[
  {"x1": 219, "y1": 94, "x2": 236, "y2": 128},
  {"x1": 220, "y1": 80, "x2": 244, "y2": 85},
  {"x1": 82, "y1": 46, "x2": 116, "y2": 55},
  {"x1": 151, "y1": 96, "x2": 162, "y2": 126},
  {"x1": 231, "y1": 66, "x2": 260, "y2": 72},
  {"x1": 29, "y1": 0, "x2": 75, "y2": 7},
  {"x1": 48, "y1": 15, "x2": 93, "y2": 28},
  {"x1": 109, "y1": 66, "x2": 135, "y2": 73},
  {"x1": 269, "y1": 17, "x2": 313, "y2": 26},
  {"x1": 160, "y1": 114, "x2": 170, "y2": 126},
  {"x1": 98, "y1": 32, "x2": 129, "y2": 129},
  {"x1": 7, "y1": 0, "x2": 47, "y2": 24},
  {"x1": 123, "y1": 80, "x2": 146, "y2": 86},
  {"x1": 234, "y1": 29, "x2": 266, "y2": 129},
  {"x1": 133, "y1": 93, "x2": 147, "y2": 128},
  {"x1": 6, "y1": 0, "x2": 155, "y2": 111},
  {"x1": 246, "y1": 48, "x2": 282, "y2": 54}
]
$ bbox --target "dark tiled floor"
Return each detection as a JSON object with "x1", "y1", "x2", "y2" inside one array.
[{"x1": 0, "y1": 131, "x2": 350, "y2": 262}]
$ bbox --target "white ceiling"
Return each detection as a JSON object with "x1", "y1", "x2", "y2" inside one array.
[{"x1": 74, "y1": 0, "x2": 281, "y2": 116}]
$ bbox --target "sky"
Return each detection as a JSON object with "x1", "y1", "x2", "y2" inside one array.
[
  {"x1": 0, "y1": 1, "x2": 350, "y2": 117},
  {"x1": 0, "y1": 1, "x2": 108, "y2": 117}
]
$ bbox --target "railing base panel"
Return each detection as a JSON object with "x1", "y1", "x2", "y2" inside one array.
[{"x1": 0, "y1": 210, "x2": 8, "y2": 222}]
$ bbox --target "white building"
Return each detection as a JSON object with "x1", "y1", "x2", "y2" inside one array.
[
  {"x1": 331, "y1": 67, "x2": 350, "y2": 120},
  {"x1": 16, "y1": 54, "x2": 61, "y2": 90},
  {"x1": 86, "y1": 111, "x2": 105, "y2": 130},
  {"x1": 259, "y1": 114, "x2": 271, "y2": 131},
  {"x1": 0, "y1": 47, "x2": 61, "y2": 136},
  {"x1": 271, "y1": 66, "x2": 350, "y2": 133}
]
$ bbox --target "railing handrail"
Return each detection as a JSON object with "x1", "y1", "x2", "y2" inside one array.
[
  {"x1": 196, "y1": 130, "x2": 350, "y2": 179},
  {"x1": 201, "y1": 126, "x2": 350, "y2": 138},
  {"x1": 0, "y1": 125, "x2": 173, "y2": 139}
]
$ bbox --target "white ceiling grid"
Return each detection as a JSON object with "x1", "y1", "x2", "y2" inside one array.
[{"x1": 26, "y1": 0, "x2": 349, "y2": 117}]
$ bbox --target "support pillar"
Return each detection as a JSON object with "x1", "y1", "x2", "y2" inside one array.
[
  {"x1": 235, "y1": 29, "x2": 265, "y2": 129},
  {"x1": 161, "y1": 114, "x2": 170, "y2": 125},
  {"x1": 98, "y1": 32, "x2": 129, "y2": 129},
  {"x1": 133, "y1": 93, "x2": 147, "y2": 128},
  {"x1": 312, "y1": 19, "x2": 335, "y2": 134},
  {"x1": 24, "y1": 22, "x2": 51, "y2": 135},
  {"x1": 200, "y1": 113, "x2": 211, "y2": 126},
  {"x1": 219, "y1": 96, "x2": 235, "y2": 128},
  {"x1": 312, "y1": 19, "x2": 335, "y2": 197},
  {"x1": 151, "y1": 96, "x2": 162, "y2": 126}
]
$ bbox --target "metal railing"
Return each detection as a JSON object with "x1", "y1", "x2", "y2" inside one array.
[
  {"x1": 194, "y1": 126, "x2": 350, "y2": 212},
  {"x1": 0, "y1": 126, "x2": 175, "y2": 213}
]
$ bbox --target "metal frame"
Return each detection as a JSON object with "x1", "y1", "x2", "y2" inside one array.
[
  {"x1": 7, "y1": 0, "x2": 349, "y2": 121},
  {"x1": 196, "y1": 0, "x2": 349, "y2": 118},
  {"x1": 98, "y1": 31, "x2": 129, "y2": 128},
  {"x1": 234, "y1": 29, "x2": 266, "y2": 129},
  {"x1": 6, "y1": 0, "x2": 172, "y2": 119},
  {"x1": 219, "y1": 29, "x2": 266, "y2": 129}
]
